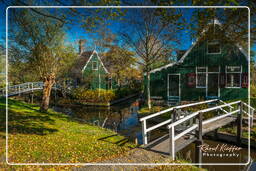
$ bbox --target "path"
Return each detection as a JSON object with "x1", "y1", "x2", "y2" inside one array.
[{"x1": 73, "y1": 148, "x2": 171, "y2": 171}]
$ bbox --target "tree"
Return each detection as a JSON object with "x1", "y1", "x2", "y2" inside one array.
[
  {"x1": 6, "y1": 0, "x2": 126, "y2": 111},
  {"x1": 9, "y1": 8, "x2": 76, "y2": 112},
  {"x1": 104, "y1": 45, "x2": 137, "y2": 88},
  {"x1": 120, "y1": 8, "x2": 182, "y2": 109}
]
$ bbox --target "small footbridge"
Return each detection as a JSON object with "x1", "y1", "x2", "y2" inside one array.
[
  {"x1": 140, "y1": 99, "x2": 255, "y2": 159},
  {"x1": 0, "y1": 82, "x2": 68, "y2": 97}
]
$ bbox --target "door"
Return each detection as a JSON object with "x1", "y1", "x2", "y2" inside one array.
[
  {"x1": 168, "y1": 74, "x2": 180, "y2": 98},
  {"x1": 207, "y1": 73, "x2": 219, "y2": 97}
]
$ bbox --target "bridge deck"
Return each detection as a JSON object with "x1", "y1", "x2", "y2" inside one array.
[{"x1": 144, "y1": 116, "x2": 236, "y2": 155}]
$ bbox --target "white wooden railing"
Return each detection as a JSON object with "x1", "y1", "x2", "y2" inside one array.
[
  {"x1": 0, "y1": 82, "x2": 61, "y2": 97},
  {"x1": 167, "y1": 100, "x2": 241, "y2": 159},
  {"x1": 139, "y1": 99, "x2": 219, "y2": 145},
  {"x1": 241, "y1": 101, "x2": 255, "y2": 127}
]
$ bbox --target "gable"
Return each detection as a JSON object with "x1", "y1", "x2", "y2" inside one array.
[
  {"x1": 150, "y1": 23, "x2": 248, "y2": 73},
  {"x1": 81, "y1": 50, "x2": 109, "y2": 74},
  {"x1": 181, "y1": 39, "x2": 248, "y2": 67}
]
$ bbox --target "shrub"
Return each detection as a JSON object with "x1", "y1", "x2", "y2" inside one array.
[
  {"x1": 71, "y1": 88, "x2": 115, "y2": 103},
  {"x1": 251, "y1": 84, "x2": 256, "y2": 98}
]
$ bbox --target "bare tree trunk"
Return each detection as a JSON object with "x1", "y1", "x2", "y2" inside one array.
[
  {"x1": 40, "y1": 74, "x2": 55, "y2": 112},
  {"x1": 147, "y1": 72, "x2": 151, "y2": 109}
]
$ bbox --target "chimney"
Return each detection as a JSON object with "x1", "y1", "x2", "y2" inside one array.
[{"x1": 79, "y1": 39, "x2": 86, "y2": 54}]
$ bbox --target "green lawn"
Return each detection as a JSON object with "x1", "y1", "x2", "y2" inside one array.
[
  {"x1": 0, "y1": 98, "x2": 204, "y2": 170},
  {"x1": 0, "y1": 98, "x2": 135, "y2": 168}
]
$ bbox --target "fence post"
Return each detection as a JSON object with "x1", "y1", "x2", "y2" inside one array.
[
  {"x1": 142, "y1": 120, "x2": 148, "y2": 145},
  {"x1": 18, "y1": 86, "x2": 20, "y2": 96},
  {"x1": 195, "y1": 112, "x2": 203, "y2": 165},
  {"x1": 237, "y1": 102, "x2": 243, "y2": 145},
  {"x1": 169, "y1": 125, "x2": 175, "y2": 160}
]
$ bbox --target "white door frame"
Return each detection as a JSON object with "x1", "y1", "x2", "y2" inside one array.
[
  {"x1": 167, "y1": 74, "x2": 181, "y2": 99},
  {"x1": 206, "y1": 66, "x2": 220, "y2": 97}
]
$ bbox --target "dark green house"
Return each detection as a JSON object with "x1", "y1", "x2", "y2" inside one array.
[
  {"x1": 148, "y1": 22, "x2": 248, "y2": 105},
  {"x1": 71, "y1": 50, "x2": 113, "y2": 90}
]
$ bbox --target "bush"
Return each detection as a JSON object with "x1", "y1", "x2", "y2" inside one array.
[
  {"x1": 114, "y1": 86, "x2": 141, "y2": 99},
  {"x1": 72, "y1": 88, "x2": 116, "y2": 103},
  {"x1": 251, "y1": 84, "x2": 256, "y2": 98}
]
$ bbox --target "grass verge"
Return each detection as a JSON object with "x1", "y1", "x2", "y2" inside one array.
[
  {"x1": 0, "y1": 98, "x2": 204, "y2": 170},
  {"x1": 0, "y1": 98, "x2": 135, "y2": 169}
]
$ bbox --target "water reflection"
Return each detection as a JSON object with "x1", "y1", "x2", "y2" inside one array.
[{"x1": 54, "y1": 98, "x2": 144, "y2": 144}]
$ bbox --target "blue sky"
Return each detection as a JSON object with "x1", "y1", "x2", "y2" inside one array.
[{"x1": 0, "y1": 6, "x2": 255, "y2": 59}]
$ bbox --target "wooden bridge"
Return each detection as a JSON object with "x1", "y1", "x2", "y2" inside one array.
[
  {"x1": 140, "y1": 99, "x2": 255, "y2": 160},
  {"x1": 0, "y1": 82, "x2": 67, "y2": 97}
]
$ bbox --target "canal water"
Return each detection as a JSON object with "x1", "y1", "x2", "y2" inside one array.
[{"x1": 53, "y1": 97, "x2": 256, "y2": 170}]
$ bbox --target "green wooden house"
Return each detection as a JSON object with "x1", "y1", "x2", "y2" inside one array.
[
  {"x1": 147, "y1": 22, "x2": 248, "y2": 105},
  {"x1": 71, "y1": 50, "x2": 114, "y2": 90}
]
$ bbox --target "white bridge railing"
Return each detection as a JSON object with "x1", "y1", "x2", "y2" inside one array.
[
  {"x1": 0, "y1": 82, "x2": 61, "y2": 97},
  {"x1": 140, "y1": 99, "x2": 255, "y2": 159},
  {"x1": 139, "y1": 99, "x2": 219, "y2": 145},
  {"x1": 167, "y1": 100, "x2": 241, "y2": 159}
]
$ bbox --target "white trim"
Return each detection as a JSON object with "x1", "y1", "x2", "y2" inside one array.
[
  {"x1": 196, "y1": 66, "x2": 220, "y2": 97},
  {"x1": 92, "y1": 61, "x2": 98, "y2": 70},
  {"x1": 225, "y1": 65, "x2": 242, "y2": 88},
  {"x1": 81, "y1": 50, "x2": 109, "y2": 74},
  {"x1": 196, "y1": 66, "x2": 207, "y2": 88},
  {"x1": 167, "y1": 74, "x2": 181, "y2": 100}
]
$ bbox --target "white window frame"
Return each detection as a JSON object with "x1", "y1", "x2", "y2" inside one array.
[
  {"x1": 207, "y1": 40, "x2": 221, "y2": 55},
  {"x1": 196, "y1": 67, "x2": 207, "y2": 88},
  {"x1": 225, "y1": 66, "x2": 242, "y2": 88},
  {"x1": 92, "y1": 61, "x2": 98, "y2": 70}
]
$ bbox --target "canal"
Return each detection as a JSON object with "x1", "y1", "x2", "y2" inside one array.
[{"x1": 53, "y1": 97, "x2": 256, "y2": 170}]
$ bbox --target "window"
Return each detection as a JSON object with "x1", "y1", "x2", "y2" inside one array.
[
  {"x1": 226, "y1": 66, "x2": 241, "y2": 88},
  {"x1": 196, "y1": 67, "x2": 207, "y2": 88},
  {"x1": 92, "y1": 61, "x2": 98, "y2": 70},
  {"x1": 207, "y1": 40, "x2": 221, "y2": 54}
]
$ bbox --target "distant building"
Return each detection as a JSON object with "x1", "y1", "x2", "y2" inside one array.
[{"x1": 70, "y1": 40, "x2": 115, "y2": 89}]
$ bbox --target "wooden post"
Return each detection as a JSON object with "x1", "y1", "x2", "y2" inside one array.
[
  {"x1": 31, "y1": 83, "x2": 34, "y2": 104},
  {"x1": 195, "y1": 140, "x2": 203, "y2": 167},
  {"x1": 196, "y1": 112, "x2": 203, "y2": 141},
  {"x1": 172, "y1": 108, "x2": 177, "y2": 131},
  {"x1": 195, "y1": 112, "x2": 203, "y2": 165},
  {"x1": 142, "y1": 120, "x2": 148, "y2": 145},
  {"x1": 169, "y1": 125, "x2": 175, "y2": 160},
  {"x1": 237, "y1": 102, "x2": 243, "y2": 145},
  {"x1": 172, "y1": 108, "x2": 177, "y2": 123},
  {"x1": 18, "y1": 86, "x2": 21, "y2": 96},
  {"x1": 214, "y1": 128, "x2": 218, "y2": 140}
]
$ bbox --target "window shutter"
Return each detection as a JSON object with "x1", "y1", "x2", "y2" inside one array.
[
  {"x1": 242, "y1": 73, "x2": 248, "y2": 88},
  {"x1": 219, "y1": 73, "x2": 225, "y2": 88},
  {"x1": 187, "y1": 73, "x2": 196, "y2": 88}
]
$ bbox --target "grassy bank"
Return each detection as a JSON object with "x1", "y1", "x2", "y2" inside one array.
[
  {"x1": 0, "y1": 98, "x2": 204, "y2": 170},
  {"x1": 0, "y1": 98, "x2": 135, "y2": 169}
]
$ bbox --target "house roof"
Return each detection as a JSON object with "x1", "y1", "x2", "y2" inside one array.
[
  {"x1": 81, "y1": 50, "x2": 110, "y2": 74},
  {"x1": 149, "y1": 19, "x2": 248, "y2": 74},
  {"x1": 70, "y1": 51, "x2": 93, "y2": 75}
]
